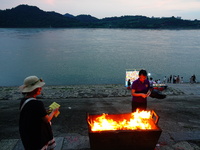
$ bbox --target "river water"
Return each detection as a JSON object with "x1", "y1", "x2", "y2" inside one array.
[{"x1": 0, "y1": 28, "x2": 199, "y2": 86}]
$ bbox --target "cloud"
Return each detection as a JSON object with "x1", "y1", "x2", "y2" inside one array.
[{"x1": 44, "y1": 0, "x2": 55, "y2": 5}]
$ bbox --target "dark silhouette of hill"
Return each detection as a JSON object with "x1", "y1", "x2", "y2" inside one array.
[
  {"x1": 99, "y1": 15, "x2": 200, "y2": 29},
  {"x1": 64, "y1": 13, "x2": 75, "y2": 18},
  {"x1": 0, "y1": 5, "x2": 80, "y2": 27},
  {"x1": 0, "y1": 4, "x2": 200, "y2": 28}
]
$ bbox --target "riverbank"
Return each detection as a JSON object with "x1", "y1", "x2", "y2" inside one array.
[
  {"x1": 0, "y1": 83, "x2": 189, "y2": 100},
  {"x1": 1, "y1": 83, "x2": 200, "y2": 150}
]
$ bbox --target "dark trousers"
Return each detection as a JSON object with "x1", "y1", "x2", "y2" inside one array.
[{"x1": 132, "y1": 101, "x2": 147, "y2": 112}]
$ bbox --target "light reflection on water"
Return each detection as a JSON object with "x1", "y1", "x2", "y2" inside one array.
[{"x1": 0, "y1": 28, "x2": 199, "y2": 86}]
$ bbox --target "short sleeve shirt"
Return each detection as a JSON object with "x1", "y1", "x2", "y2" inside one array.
[
  {"x1": 19, "y1": 98, "x2": 53, "y2": 149},
  {"x1": 131, "y1": 78, "x2": 150, "y2": 102}
]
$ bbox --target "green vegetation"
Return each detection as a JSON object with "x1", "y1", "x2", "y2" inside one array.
[{"x1": 0, "y1": 4, "x2": 200, "y2": 29}]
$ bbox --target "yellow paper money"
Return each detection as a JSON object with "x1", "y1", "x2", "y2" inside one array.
[{"x1": 49, "y1": 102, "x2": 60, "y2": 117}]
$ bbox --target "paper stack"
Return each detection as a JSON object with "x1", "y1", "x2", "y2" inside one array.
[{"x1": 49, "y1": 102, "x2": 60, "y2": 117}]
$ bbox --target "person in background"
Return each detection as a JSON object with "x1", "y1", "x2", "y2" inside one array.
[
  {"x1": 127, "y1": 79, "x2": 131, "y2": 90},
  {"x1": 19, "y1": 76, "x2": 59, "y2": 150},
  {"x1": 173, "y1": 76, "x2": 177, "y2": 84},
  {"x1": 163, "y1": 76, "x2": 167, "y2": 83},
  {"x1": 176, "y1": 75, "x2": 180, "y2": 83},
  {"x1": 157, "y1": 79, "x2": 161, "y2": 84},
  {"x1": 169, "y1": 75, "x2": 172, "y2": 83},
  {"x1": 131, "y1": 69, "x2": 151, "y2": 112},
  {"x1": 149, "y1": 77, "x2": 156, "y2": 88},
  {"x1": 180, "y1": 77, "x2": 184, "y2": 84},
  {"x1": 193, "y1": 74, "x2": 196, "y2": 83}
]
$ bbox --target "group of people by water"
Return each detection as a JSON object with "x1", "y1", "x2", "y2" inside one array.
[
  {"x1": 160, "y1": 75, "x2": 183, "y2": 84},
  {"x1": 128, "y1": 74, "x2": 198, "y2": 90},
  {"x1": 149, "y1": 74, "x2": 197, "y2": 85}
]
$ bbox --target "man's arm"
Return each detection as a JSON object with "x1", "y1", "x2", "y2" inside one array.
[{"x1": 131, "y1": 89, "x2": 148, "y2": 98}]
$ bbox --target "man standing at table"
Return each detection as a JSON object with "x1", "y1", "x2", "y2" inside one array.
[{"x1": 131, "y1": 69, "x2": 151, "y2": 112}]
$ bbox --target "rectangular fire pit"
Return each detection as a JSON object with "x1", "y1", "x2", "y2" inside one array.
[{"x1": 87, "y1": 110, "x2": 162, "y2": 150}]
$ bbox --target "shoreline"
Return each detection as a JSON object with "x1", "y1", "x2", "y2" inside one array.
[
  {"x1": 1, "y1": 83, "x2": 199, "y2": 100},
  {"x1": 1, "y1": 83, "x2": 200, "y2": 149}
]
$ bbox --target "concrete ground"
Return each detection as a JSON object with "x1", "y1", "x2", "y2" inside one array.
[{"x1": 0, "y1": 83, "x2": 200, "y2": 150}]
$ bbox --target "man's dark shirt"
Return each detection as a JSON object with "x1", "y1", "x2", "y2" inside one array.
[{"x1": 131, "y1": 78, "x2": 150, "y2": 102}]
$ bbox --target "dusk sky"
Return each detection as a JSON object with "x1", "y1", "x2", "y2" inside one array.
[{"x1": 1, "y1": 0, "x2": 200, "y2": 20}]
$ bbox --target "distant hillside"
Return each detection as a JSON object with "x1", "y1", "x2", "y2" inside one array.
[
  {"x1": 0, "y1": 5, "x2": 80, "y2": 27},
  {"x1": 99, "y1": 16, "x2": 200, "y2": 29},
  {"x1": 0, "y1": 4, "x2": 200, "y2": 28}
]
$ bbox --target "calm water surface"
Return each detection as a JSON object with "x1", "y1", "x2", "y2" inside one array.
[{"x1": 0, "y1": 28, "x2": 200, "y2": 86}]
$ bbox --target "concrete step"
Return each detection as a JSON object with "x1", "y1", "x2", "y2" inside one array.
[{"x1": 0, "y1": 134, "x2": 90, "y2": 150}]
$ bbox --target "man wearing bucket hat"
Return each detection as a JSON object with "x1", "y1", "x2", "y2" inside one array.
[{"x1": 19, "y1": 76, "x2": 59, "y2": 150}]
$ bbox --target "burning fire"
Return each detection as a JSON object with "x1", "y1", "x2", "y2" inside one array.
[{"x1": 89, "y1": 109, "x2": 153, "y2": 131}]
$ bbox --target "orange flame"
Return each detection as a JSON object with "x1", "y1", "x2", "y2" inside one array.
[{"x1": 89, "y1": 109, "x2": 154, "y2": 131}]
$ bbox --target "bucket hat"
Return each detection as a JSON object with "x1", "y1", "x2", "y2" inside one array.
[{"x1": 19, "y1": 76, "x2": 45, "y2": 93}]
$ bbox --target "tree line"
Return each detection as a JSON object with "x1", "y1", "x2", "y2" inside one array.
[{"x1": 0, "y1": 4, "x2": 200, "y2": 28}]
